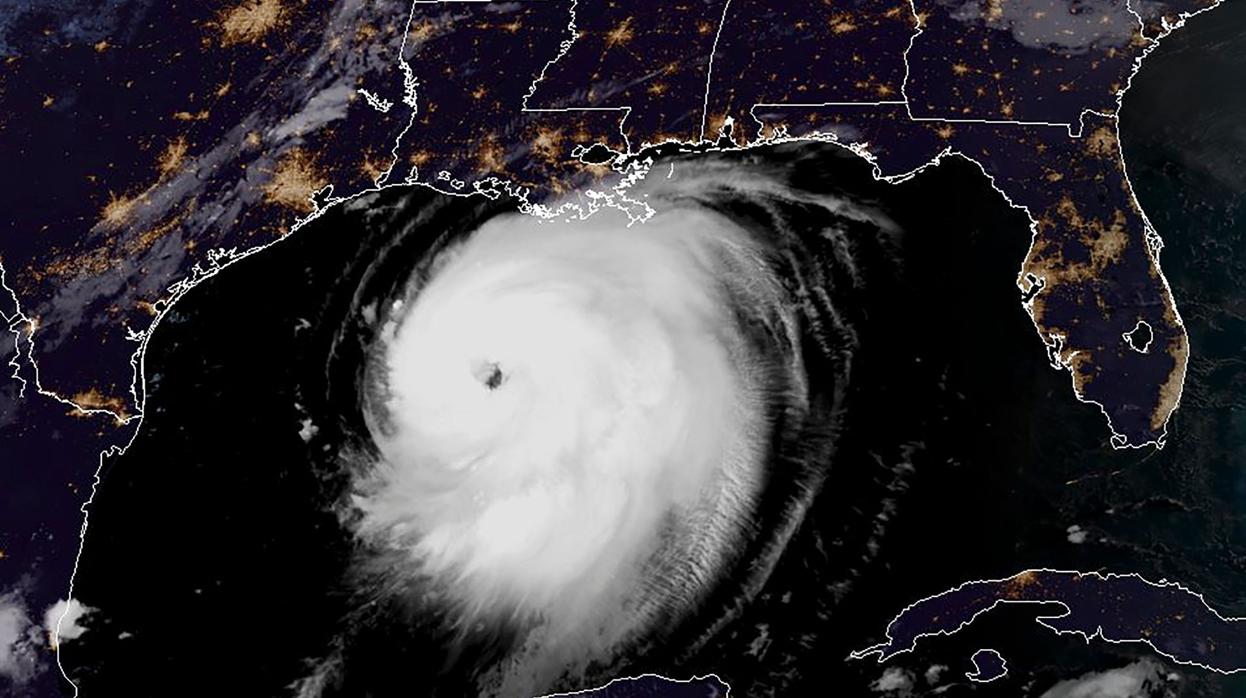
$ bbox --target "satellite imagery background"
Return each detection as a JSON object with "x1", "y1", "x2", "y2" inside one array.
[{"x1": 1, "y1": 0, "x2": 1245, "y2": 695}]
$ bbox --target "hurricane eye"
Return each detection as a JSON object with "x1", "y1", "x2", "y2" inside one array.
[{"x1": 473, "y1": 360, "x2": 507, "y2": 391}]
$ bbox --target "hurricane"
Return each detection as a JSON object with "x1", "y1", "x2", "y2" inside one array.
[
  {"x1": 360, "y1": 205, "x2": 773, "y2": 680},
  {"x1": 299, "y1": 146, "x2": 901, "y2": 697}
]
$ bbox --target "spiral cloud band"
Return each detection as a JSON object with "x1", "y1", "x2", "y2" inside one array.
[
  {"x1": 355, "y1": 201, "x2": 787, "y2": 686},
  {"x1": 327, "y1": 148, "x2": 893, "y2": 696}
]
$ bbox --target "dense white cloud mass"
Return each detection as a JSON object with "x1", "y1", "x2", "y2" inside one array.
[
  {"x1": 1039, "y1": 659, "x2": 1167, "y2": 698},
  {"x1": 355, "y1": 201, "x2": 782, "y2": 688},
  {"x1": 0, "y1": 590, "x2": 43, "y2": 685}
]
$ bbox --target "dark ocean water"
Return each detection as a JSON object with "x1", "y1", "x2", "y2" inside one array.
[
  {"x1": 1115, "y1": 2, "x2": 1246, "y2": 691},
  {"x1": 57, "y1": 2, "x2": 1246, "y2": 696},
  {"x1": 1115, "y1": 0, "x2": 1246, "y2": 615}
]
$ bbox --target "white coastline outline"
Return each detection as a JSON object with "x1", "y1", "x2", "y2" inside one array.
[
  {"x1": 516, "y1": 0, "x2": 1215, "y2": 449},
  {"x1": 535, "y1": 672, "x2": 732, "y2": 698},
  {"x1": 32, "y1": 0, "x2": 433, "y2": 691},
  {"x1": 848, "y1": 568, "x2": 1246, "y2": 677},
  {"x1": 26, "y1": 1, "x2": 657, "y2": 693},
  {"x1": 965, "y1": 647, "x2": 1008, "y2": 683},
  {"x1": 741, "y1": 0, "x2": 1219, "y2": 451},
  {"x1": 0, "y1": 0, "x2": 1225, "y2": 692},
  {"x1": 1123, "y1": 320, "x2": 1155, "y2": 354}
]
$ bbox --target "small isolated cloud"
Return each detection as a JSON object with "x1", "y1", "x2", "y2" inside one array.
[
  {"x1": 872, "y1": 666, "x2": 916, "y2": 695},
  {"x1": 0, "y1": 590, "x2": 45, "y2": 685},
  {"x1": 43, "y1": 598, "x2": 95, "y2": 649},
  {"x1": 1039, "y1": 659, "x2": 1167, "y2": 698},
  {"x1": 1067, "y1": 524, "x2": 1088, "y2": 544}
]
